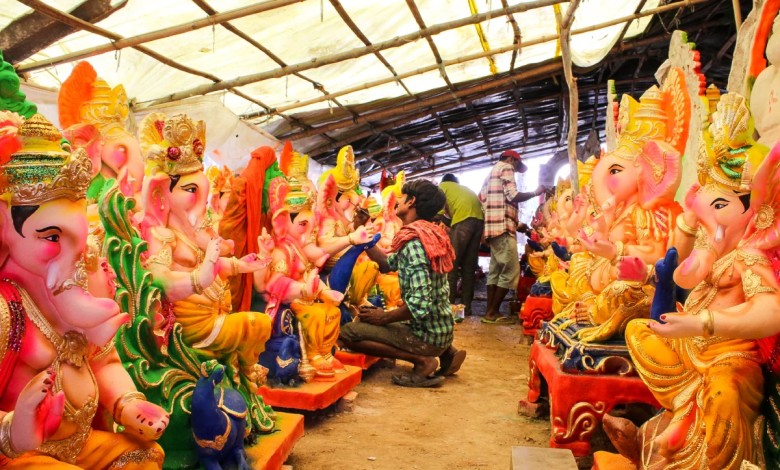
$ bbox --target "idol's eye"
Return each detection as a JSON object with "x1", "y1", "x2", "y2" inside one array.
[
  {"x1": 714, "y1": 203, "x2": 728, "y2": 210},
  {"x1": 710, "y1": 198, "x2": 729, "y2": 210},
  {"x1": 181, "y1": 184, "x2": 198, "y2": 194},
  {"x1": 42, "y1": 234, "x2": 60, "y2": 243},
  {"x1": 609, "y1": 165, "x2": 623, "y2": 175}
]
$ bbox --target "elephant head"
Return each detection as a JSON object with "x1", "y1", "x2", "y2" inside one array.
[
  {"x1": 268, "y1": 176, "x2": 327, "y2": 266},
  {"x1": 0, "y1": 115, "x2": 125, "y2": 346},
  {"x1": 137, "y1": 112, "x2": 209, "y2": 235},
  {"x1": 674, "y1": 93, "x2": 771, "y2": 288},
  {"x1": 589, "y1": 69, "x2": 691, "y2": 226},
  {"x1": 59, "y1": 62, "x2": 144, "y2": 196}
]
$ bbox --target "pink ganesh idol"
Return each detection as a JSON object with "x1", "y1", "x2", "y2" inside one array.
[{"x1": 0, "y1": 114, "x2": 168, "y2": 469}]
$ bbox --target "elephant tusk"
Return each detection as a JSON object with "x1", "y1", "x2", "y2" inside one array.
[{"x1": 714, "y1": 224, "x2": 725, "y2": 243}]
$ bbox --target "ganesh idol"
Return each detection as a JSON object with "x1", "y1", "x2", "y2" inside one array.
[
  {"x1": 58, "y1": 61, "x2": 145, "y2": 207},
  {"x1": 0, "y1": 113, "x2": 168, "y2": 469},
  {"x1": 315, "y1": 145, "x2": 372, "y2": 273},
  {"x1": 136, "y1": 112, "x2": 272, "y2": 391},
  {"x1": 264, "y1": 176, "x2": 345, "y2": 378},
  {"x1": 564, "y1": 68, "x2": 691, "y2": 343},
  {"x1": 603, "y1": 92, "x2": 780, "y2": 470},
  {"x1": 205, "y1": 165, "x2": 234, "y2": 224}
]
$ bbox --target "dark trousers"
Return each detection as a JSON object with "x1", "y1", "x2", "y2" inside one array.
[{"x1": 448, "y1": 217, "x2": 483, "y2": 315}]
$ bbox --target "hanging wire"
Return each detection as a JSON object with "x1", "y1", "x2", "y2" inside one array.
[
  {"x1": 115, "y1": 48, "x2": 121, "y2": 71},
  {"x1": 212, "y1": 24, "x2": 216, "y2": 54},
  {"x1": 321, "y1": 0, "x2": 324, "y2": 22}
]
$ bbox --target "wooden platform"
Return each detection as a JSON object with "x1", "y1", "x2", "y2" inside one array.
[
  {"x1": 245, "y1": 412, "x2": 305, "y2": 470},
  {"x1": 334, "y1": 350, "x2": 381, "y2": 370},
  {"x1": 511, "y1": 446, "x2": 577, "y2": 470},
  {"x1": 257, "y1": 365, "x2": 363, "y2": 410}
]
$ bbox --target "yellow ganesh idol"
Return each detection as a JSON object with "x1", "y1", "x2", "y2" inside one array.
[
  {"x1": 616, "y1": 93, "x2": 780, "y2": 470},
  {"x1": 137, "y1": 112, "x2": 272, "y2": 391}
]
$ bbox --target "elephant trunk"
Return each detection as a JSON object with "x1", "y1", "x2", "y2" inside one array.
[{"x1": 673, "y1": 248, "x2": 715, "y2": 290}]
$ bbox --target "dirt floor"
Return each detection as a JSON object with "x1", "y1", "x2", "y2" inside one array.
[{"x1": 285, "y1": 299, "x2": 553, "y2": 470}]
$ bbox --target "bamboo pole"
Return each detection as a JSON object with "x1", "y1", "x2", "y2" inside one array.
[
  {"x1": 556, "y1": 0, "x2": 581, "y2": 196},
  {"x1": 732, "y1": 0, "x2": 742, "y2": 30},
  {"x1": 15, "y1": 0, "x2": 308, "y2": 73},
  {"x1": 129, "y1": 0, "x2": 562, "y2": 107},
  {"x1": 239, "y1": 0, "x2": 707, "y2": 119}
]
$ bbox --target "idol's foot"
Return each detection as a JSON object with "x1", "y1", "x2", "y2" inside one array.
[
  {"x1": 653, "y1": 412, "x2": 694, "y2": 459},
  {"x1": 310, "y1": 355, "x2": 336, "y2": 379},
  {"x1": 602, "y1": 414, "x2": 641, "y2": 466},
  {"x1": 326, "y1": 353, "x2": 348, "y2": 373}
]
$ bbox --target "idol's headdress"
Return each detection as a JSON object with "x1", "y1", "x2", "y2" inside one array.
[
  {"x1": 58, "y1": 61, "x2": 131, "y2": 139},
  {"x1": 697, "y1": 93, "x2": 769, "y2": 194},
  {"x1": 319, "y1": 145, "x2": 359, "y2": 193},
  {"x1": 139, "y1": 112, "x2": 206, "y2": 176},
  {"x1": 0, "y1": 114, "x2": 92, "y2": 205}
]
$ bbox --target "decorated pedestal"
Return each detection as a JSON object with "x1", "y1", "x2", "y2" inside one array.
[
  {"x1": 334, "y1": 350, "x2": 381, "y2": 370},
  {"x1": 538, "y1": 318, "x2": 635, "y2": 375},
  {"x1": 257, "y1": 365, "x2": 363, "y2": 410},
  {"x1": 521, "y1": 337, "x2": 659, "y2": 457},
  {"x1": 520, "y1": 296, "x2": 554, "y2": 340},
  {"x1": 246, "y1": 412, "x2": 305, "y2": 470}
]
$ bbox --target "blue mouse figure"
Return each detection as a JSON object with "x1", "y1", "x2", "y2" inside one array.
[
  {"x1": 327, "y1": 233, "x2": 381, "y2": 294},
  {"x1": 650, "y1": 247, "x2": 679, "y2": 324},
  {"x1": 275, "y1": 335, "x2": 301, "y2": 384},
  {"x1": 527, "y1": 239, "x2": 544, "y2": 252},
  {"x1": 258, "y1": 309, "x2": 301, "y2": 385},
  {"x1": 192, "y1": 360, "x2": 251, "y2": 470},
  {"x1": 551, "y1": 242, "x2": 571, "y2": 261}
]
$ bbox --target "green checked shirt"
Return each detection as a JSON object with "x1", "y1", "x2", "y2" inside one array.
[{"x1": 388, "y1": 239, "x2": 454, "y2": 348}]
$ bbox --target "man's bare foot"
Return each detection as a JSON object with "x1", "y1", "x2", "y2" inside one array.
[
  {"x1": 436, "y1": 347, "x2": 467, "y2": 376},
  {"x1": 602, "y1": 414, "x2": 641, "y2": 466},
  {"x1": 413, "y1": 356, "x2": 439, "y2": 378}
]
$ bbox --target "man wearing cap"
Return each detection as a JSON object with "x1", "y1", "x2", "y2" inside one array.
[{"x1": 479, "y1": 150, "x2": 545, "y2": 324}]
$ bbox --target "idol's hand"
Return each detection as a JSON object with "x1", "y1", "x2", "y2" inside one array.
[
  {"x1": 616, "y1": 256, "x2": 647, "y2": 282},
  {"x1": 257, "y1": 228, "x2": 275, "y2": 257},
  {"x1": 11, "y1": 369, "x2": 66, "y2": 451},
  {"x1": 577, "y1": 229, "x2": 616, "y2": 260},
  {"x1": 351, "y1": 226, "x2": 370, "y2": 245},
  {"x1": 120, "y1": 400, "x2": 169, "y2": 441},
  {"x1": 199, "y1": 237, "x2": 222, "y2": 289},
  {"x1": 649, "y1": 314, "x2": 701, "y2": 339},
  {"x1": 238, "y1": 254, "x2": 272, "y2": 273},
  {"x1": 320, "y1": 289, "x2": 344, "y2": 304}
]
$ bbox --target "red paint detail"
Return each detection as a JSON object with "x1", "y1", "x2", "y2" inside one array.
[
  {"x1": 245, "y1": 412, "x2": 305, "y2": 470},
  {"x1": 257, "y1": 365, "x2": 362, "y2": 410},
  {"x1": 526, "y1": 341, "x2": 660, "y2": 457},
  {"x1": 520, "y1": 296, "x2": 553, "y2": 337},
  {"x1": 334, "y1": 350, "x2": 381, "y2": 370}
]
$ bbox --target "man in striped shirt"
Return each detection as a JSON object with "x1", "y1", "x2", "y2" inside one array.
[{"x1": 479, "y1": 150, "x2": 545, "y2": 323}]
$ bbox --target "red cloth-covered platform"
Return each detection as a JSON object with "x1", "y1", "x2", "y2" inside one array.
[
  {"x1": 334, "y1": 350, "x2": 381, "y2": 370},
  {"x1": 520, "y1": 296, "x2": 553, "y2": 338},
  {"x1": 521, "y1": 341, "x2": 659, "y2": 457},
  {"x1": 245, "y1": 412, "x2": 305, "y2": 470},
  {"x1": 257, "y1": 365, "x2": 362, "y2": 410}
]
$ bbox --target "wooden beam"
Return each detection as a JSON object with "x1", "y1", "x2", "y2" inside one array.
[
  {"x1": 701, "y1": 32, "x2": 737, "y2": 74},
  {"x1": 15, "y1": 0, "x2": 309, "y2": 73},
  {"x1": 501, "y1": 0, "x2": 523, "y2": 75},
  {"x1": 364, "y1": 135, "x2": 488, "y2": 177},
  {"x1": 133, "y1": 0, "x2": 563, "y2": 107},
  {"x1": 613, "y1": 0, "x2": 648, "y2": 51},
  {"x1": 434, "y1": 112, "x2": 464, "y2": 159},
  {"x1": 468, "y1": 102, "x2": 494, "y2": 156},
  {"x1": 310, "y1": 74, "x2": 656, "y2": 158},
  {"x1": 240, "y1": 0, "x2": 709, "y2": 118},
  {"x1": 0, "y1": 0, "x2": 127, "y2": 64},
  {"x1": 405, "y1": 0, "x2": 460, "y2": 94},
  {"x1": 556, "y1": 0, "x2": 581, "y2": 196}
]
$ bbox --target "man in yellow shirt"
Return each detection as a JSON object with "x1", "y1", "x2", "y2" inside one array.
[{"x1": 440, "y1": 174, "x2": 484, "y2": 317}]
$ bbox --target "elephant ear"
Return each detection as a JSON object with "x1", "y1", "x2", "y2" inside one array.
[
  {"x1": 741, "y1": 142, "x2": 780, "y2": 250},
  {"x1": 62, "y1": 124, "x2": 101, "y2": 177},
  {"x1": 268, "y1": 176, "x2": 289, "y2": 238},
  {"x1": 139, "y1": 173, "x2": 171, "y2": 238},
  {"x1": 316, "y1": 173, "x2": 337, "y2": 219},
  {"x1": 637, "y1": 140, "x2": 682, "y2": 210}
]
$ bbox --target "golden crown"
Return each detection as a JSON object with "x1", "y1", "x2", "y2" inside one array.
[
  {"x1": 1, "y1": 114, "x2": 92, "y2": 205},
  {"x1": 289, "y1": 151, "x2": 310, "y2": 182},
  {"x1": 139, "y1": 112, "x2": 206, "y2": 176},
  {"x1": 613, "y1": 68, "x2": 689, "y2": 162},
  {"x1": 319, "y1": 145, "x2": 359, "y2": 193},
  {"x1": 59, "y1": 62, "x2": 131, "y2": 139},
  {"x1": 284, "y1": 176, "x2": 315, "y2": 213},
  {"x1": 697, "y1": 93, "x2": 769, "y2": 194}
]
